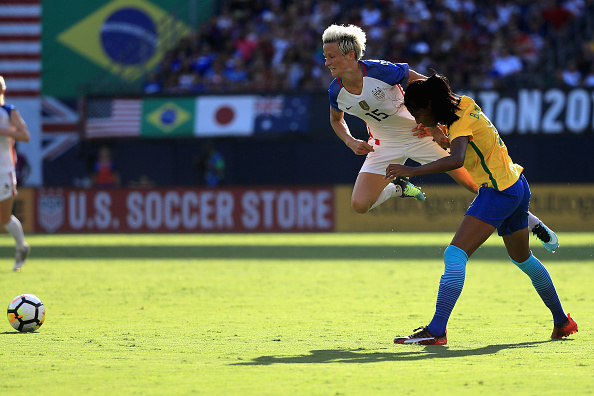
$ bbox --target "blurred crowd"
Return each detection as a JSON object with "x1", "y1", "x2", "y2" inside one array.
[{"x1": 144, "y1": 0, "x2": 594, "y2": 95}]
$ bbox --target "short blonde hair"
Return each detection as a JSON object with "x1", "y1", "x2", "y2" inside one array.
[
  {"x1": 0, "y1": 76, "x2": 5, "y2": 92},
  {"x1": 322, "y1": 24, "x2": 366, "y2": 61}
]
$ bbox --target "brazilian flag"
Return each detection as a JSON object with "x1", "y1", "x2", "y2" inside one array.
[
  {"x1": 43, "y1": 0, "x2": 214, "y2": 97},
  {"x1": 141, "y1": 98, "x2": 195, "y2": 138}
]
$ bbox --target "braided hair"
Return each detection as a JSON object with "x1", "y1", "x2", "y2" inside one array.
[{"x1": 404, "y1": 73, "x2": 461, "y2": 126}]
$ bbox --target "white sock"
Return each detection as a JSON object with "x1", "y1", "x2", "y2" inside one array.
[
  {"x1": 527, "y1": 212, "x2": 540, "y2": 230},
  {"x1": 4, "y1": 215, "x2": 25, "y2": 249},
  {"x1": 369, "y1": 183, "x2": 402, "y2": 210}
]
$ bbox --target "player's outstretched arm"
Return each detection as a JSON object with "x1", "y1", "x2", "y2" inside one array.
[{"x1": 330, "y1": 106, "x2": 374, "y2": 155}]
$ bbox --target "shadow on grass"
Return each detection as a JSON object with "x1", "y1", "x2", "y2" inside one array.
[
  {"x1": 232, "y1": 340, "x2": 560, "y2": 365},
  {"x1": 0, "y1": 245, "x2": 590, "y2": 261}
]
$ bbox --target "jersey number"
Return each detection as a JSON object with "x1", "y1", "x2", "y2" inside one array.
[{"x1": 365, "y1": 109, "x2": 389, "y2": 122}]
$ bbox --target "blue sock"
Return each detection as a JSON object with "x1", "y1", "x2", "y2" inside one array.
[
  {"x1": 428, "y1": 245, "x2": 468, "y2": 336},
  {"x1": 511, "y1": 253, "x2": 567, "y2": 326}
]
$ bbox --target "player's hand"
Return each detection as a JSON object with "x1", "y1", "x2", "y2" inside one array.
[
  {"x1": 347, "y1": 139, "x2": 374, "y2": 155},
  {"x1": 412, "y1": 123, "x2": 432, "y2": 138},
  {"x1": 413, "y1": 123, "x2": 450, "y2": 149},
  {"x1": 385, "y1": 163, "x2": 414, "y2": 179}
]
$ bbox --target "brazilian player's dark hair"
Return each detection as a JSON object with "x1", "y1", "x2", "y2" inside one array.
[{"x1": 404, "y1": 73, "x2": 461, "y2": 126}]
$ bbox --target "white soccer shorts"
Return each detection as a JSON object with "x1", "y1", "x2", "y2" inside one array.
[
  {"x1": 359, "y1": 137, "x2": 450, "y2": 175},
  {"x1": 0, "y1": 171, "x2": 17, "y2": 201}
]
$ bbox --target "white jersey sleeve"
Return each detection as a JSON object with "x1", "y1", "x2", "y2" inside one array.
[{"x1": 328, "y1": 60, "x2": 419, "y2": 146}]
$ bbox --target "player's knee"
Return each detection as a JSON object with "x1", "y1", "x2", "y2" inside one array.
[
  {"x1": 351, "y1": 199, "x2": 371, "y2": 214},
  {"x1": 0, "y1": 213, "x2": 12, "y2": 226}
]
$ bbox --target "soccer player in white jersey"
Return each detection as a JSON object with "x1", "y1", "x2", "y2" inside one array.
[
  {"x1": 0, "y1": 76, "x2": 31, "y2": 271},
  {"x1": 322, "y1": 24, "x2": 558, "y2": 252}
]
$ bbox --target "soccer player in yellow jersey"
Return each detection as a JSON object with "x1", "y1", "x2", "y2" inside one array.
[{"x1": 386, "y1": 73, "x2": 577, "y2": 345}]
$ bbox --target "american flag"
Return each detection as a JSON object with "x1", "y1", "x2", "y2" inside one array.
[
  {"x1": 85, "y1": 98, "x2": 142, "y2": 138},
  {"x1": 0, "y1": 0, "x2": 41, "y2": 97}
]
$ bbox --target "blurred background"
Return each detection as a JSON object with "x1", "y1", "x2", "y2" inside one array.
[{"x1": 2, "y1": 0, "x2": 594, "y2": 233}]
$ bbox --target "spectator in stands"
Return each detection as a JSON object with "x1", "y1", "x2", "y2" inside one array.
[
  {"x1": 490, "y1": 47, "x2": 524, "y2": 82},
  {"x1": 224, "y1": 57, "x2": 249, "y2": 87},
  {"x1": 143, "y1": 72, "x2": 162, "y2": 95},
  {"x1": 576, "y1": 40, "x2": 594, "y2": 76},
  {"x1": 509, "y1": 24, "x2": 541, "y2": 68},
  {"x1": 271, "y1": 26, "x2": 291, "y2": 68},
  {"x1": 92, "y1": 145, "x2": 120, "y2": 189},
  {"x1": 562, "y1": 0, "x2": 586, "y2": 16},
  {"x1": 234, "y1": 24, "x2": 259, "y2": 62},
  {"x1": 189, "y1": 72, "x2": 206, "y2": 93},
  {"x1": 360, "y1": 0, "x2": 382, "y2": 27},
  {"x1": 583, "y1": 62, "x2": 594, "y2": 86},
  {"x1": 144, "y1": 0, "x2": 582, "y2": 93},
  {"x1": 193, "y1": 140, "x2": 225, "y2": 186},
  {"x1": 162, "y1": 73, "x2": 182, "y2": 94},
  {"x1": 560, "y1": 61, "x2": 582, "y2": 86},
  {"x1": 541, "y1": 0, "x2": 575, "y2": 32},
  {"x1": 282, "y1": 47, "x2": 305, "y2": 89},
  {"x1": 203, "y1": 57, "x2": 227, "y2": 91},
  {"x1": 177, "y1": 58, "x2": 196, "y2": 92},
  {"x1": 191, "y1": 42, "x2": 216, "y2": 75}
]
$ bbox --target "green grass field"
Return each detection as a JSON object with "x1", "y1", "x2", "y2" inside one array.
[{"x1": 0, "y1": 233, "x2": 592, "y2": 395}]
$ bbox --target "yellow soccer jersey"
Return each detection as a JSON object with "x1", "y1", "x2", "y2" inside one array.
[{"x1": 448, "y1": 96, "x2": 523, "y2": 191}]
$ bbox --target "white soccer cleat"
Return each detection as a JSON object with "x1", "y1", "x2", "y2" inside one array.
[
  {"x1": 13, "y1": 242, "x2": 31, "y2": 272},
  {"x1": 532, "y1": 222, "x2": 559, "y2": 253}
]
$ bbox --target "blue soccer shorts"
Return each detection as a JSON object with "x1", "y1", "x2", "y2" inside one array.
[{"x1": 465, "y1": 174, "x2": 530, "y2": 236}]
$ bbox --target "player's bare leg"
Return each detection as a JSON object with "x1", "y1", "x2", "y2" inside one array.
[
  {"x1": 351, "y1": 172, "x2": 425, "y2": 213},
  {"x1": 1, "y1": 197, "x2": 30, "y2": 271},
  {"x1": 351, "y1": 172, "x2": 392, "y2": 213}
]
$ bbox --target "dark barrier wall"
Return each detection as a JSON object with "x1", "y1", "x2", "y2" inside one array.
[
  {"x1": 44, "y1": 88, "x2": 594, "y2": 187},
  {"x1": 43, "y1": 133, "x2": 592, "y2": 188}
]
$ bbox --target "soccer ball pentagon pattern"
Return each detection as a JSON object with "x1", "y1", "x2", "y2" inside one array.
[{"x1": 7, "y1": 294, "x2": 45, "y2": 332}]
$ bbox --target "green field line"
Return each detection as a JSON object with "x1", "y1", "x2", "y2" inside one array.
[{"x1": 0, "y1": 244, "x2": 591, "y2": 261}]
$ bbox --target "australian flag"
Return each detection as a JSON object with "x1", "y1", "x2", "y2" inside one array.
[{"x1": 254, "y1": 95, "x2": 309, "y2": 136}]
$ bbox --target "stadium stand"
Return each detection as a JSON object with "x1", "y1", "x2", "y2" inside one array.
[{"x1": 145, "y1": 0, "x2": 594, "y2": 94}]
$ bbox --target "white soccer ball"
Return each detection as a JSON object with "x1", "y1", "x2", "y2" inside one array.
[{"x1": 7, "y1": 294, "x2": 45, "y2": 332}]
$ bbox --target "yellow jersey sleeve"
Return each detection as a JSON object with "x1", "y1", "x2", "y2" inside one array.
[{"x1": 448, "y1": 96, "x2": 523, "y2": 190}]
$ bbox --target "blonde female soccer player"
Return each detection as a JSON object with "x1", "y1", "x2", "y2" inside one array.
[
  {"x1": 0, "y1": 76, "x2": 31, "y2": 271},
  {"x1": 322, "y1": 24, "x2": 558, "y2": 252},
  {"x1": 388, "y1": 73, "x2": 576, "y2": 344}
]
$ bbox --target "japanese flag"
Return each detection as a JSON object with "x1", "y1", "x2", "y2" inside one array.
[{"x1": 195, "y1": 96, "x2": 256, "y2": 137}]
